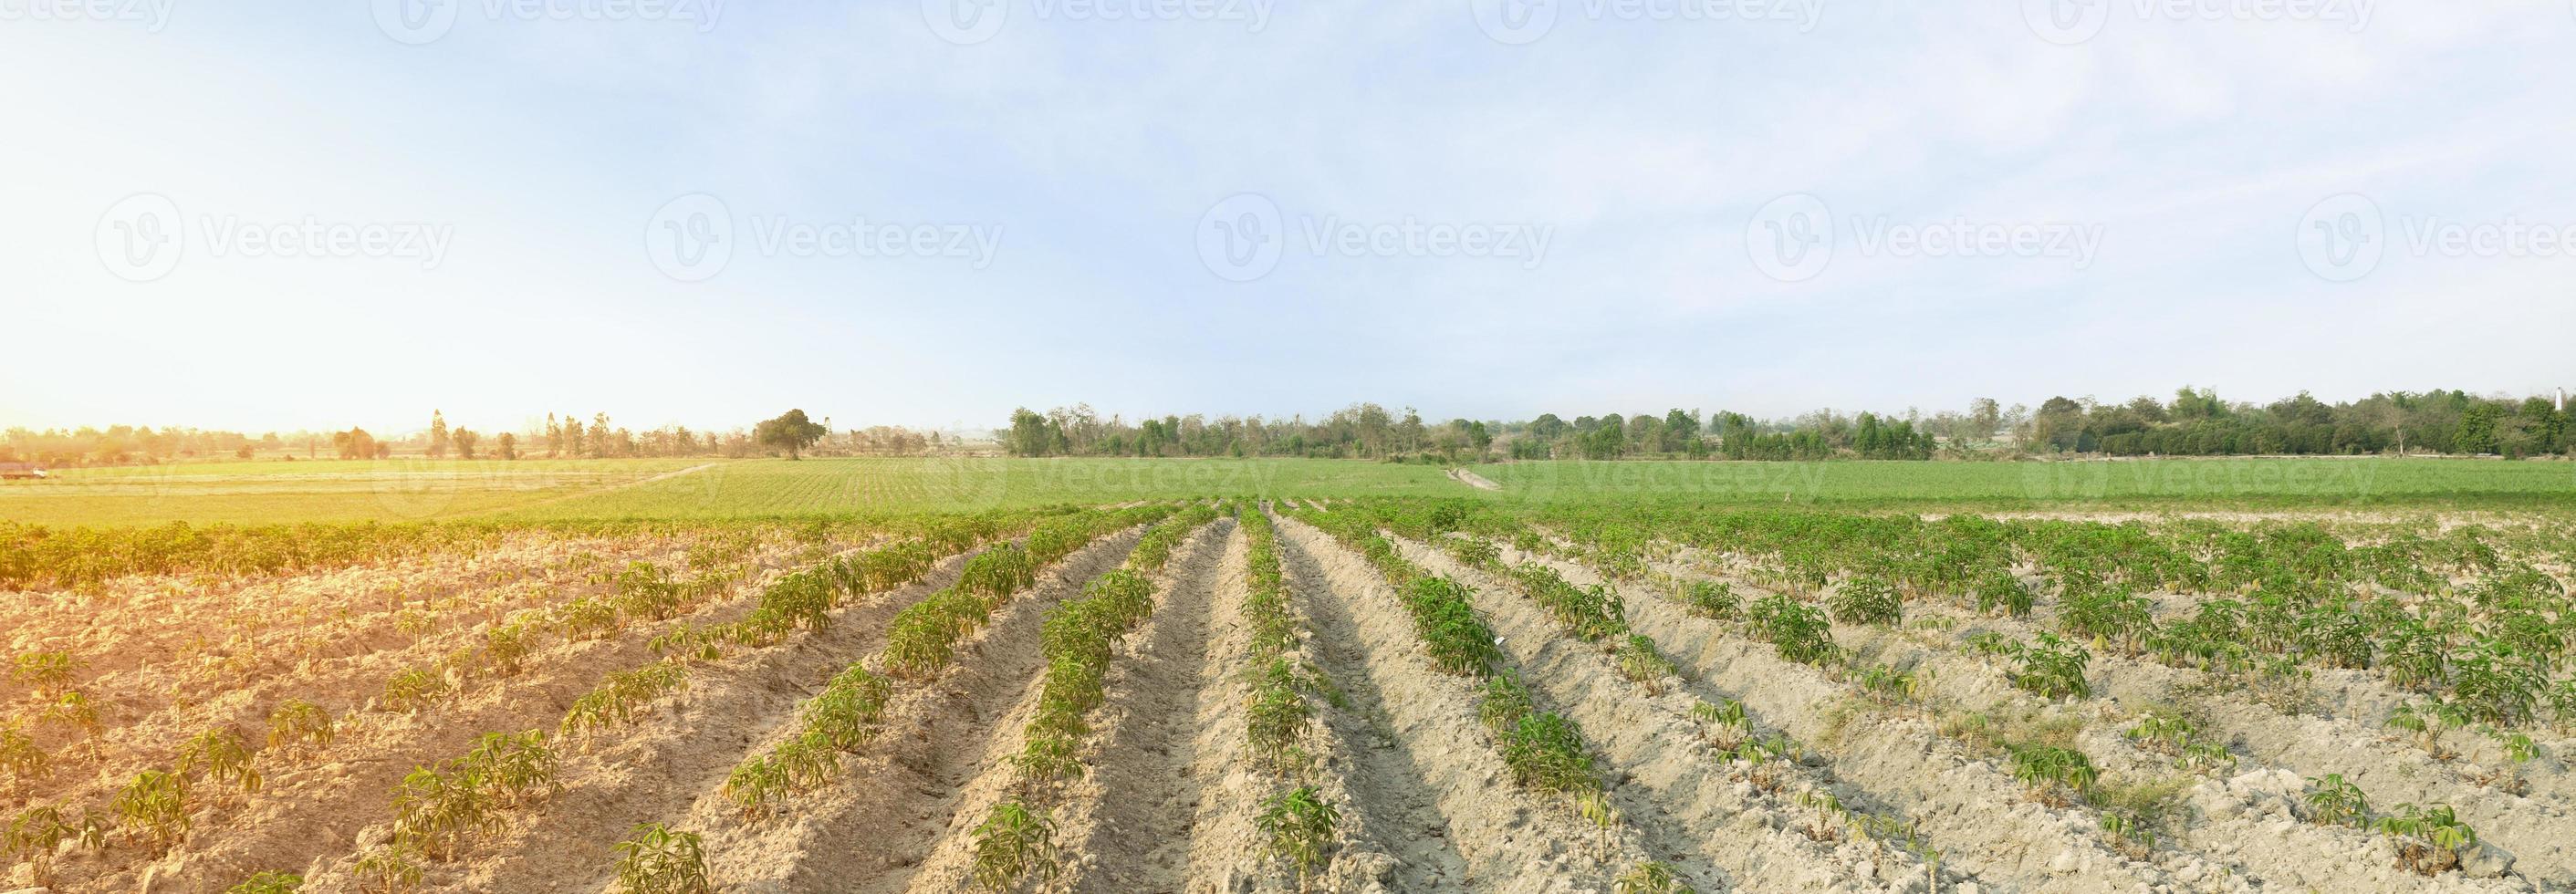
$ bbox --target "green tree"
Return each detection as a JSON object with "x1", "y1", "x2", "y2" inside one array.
[{"x1": 755, "y1": 410, "x2": 829, "y2": 460}]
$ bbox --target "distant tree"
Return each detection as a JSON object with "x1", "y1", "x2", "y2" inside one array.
[
  {"x1": 427, "y1": 411, "x2": 450, "y2": 458},
  {"x1": 452, "y1": 428, "x2": 480, "y2": 460},
  {"x1": 235, "y1": 444, "x2": 254, "y2": 460},
  {"x1": 1529, "y1": 413, "x2": 1569, "y2": 441},
  {"x1": 545, "y1": 413, "x2": 561, "y2": 457},
  {"x1": 755, "y1": 410, "x2": 829, "y2": 460},
  {"x1": 497, "y1": 431, "x2": 518, "y2": 460},
  {"x1": 376, "y1": 442, "x2": 392, "y2": 459},
  {"x1": 561, "y1": 416, "x2": 584, "y2": 458},
  {"x1": 332, "y1": 428, "x2": 378, "y2": 460}
]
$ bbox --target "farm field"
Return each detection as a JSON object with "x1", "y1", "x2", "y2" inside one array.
[
  {"x1": 6, "y1": 456, "x2": 2574, "y2": 530},
  {"x1": 4, "y1": 494, "x2": 2574, "y2": 892}
]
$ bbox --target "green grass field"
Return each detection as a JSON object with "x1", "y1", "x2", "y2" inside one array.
[{"x1": 4, "y1": 455, "x2": 2571, "y2": 528}]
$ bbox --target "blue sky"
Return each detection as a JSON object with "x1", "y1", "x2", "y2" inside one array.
[{"x1": 4, "y1": 1, "x2": 2573, "y2": 436}]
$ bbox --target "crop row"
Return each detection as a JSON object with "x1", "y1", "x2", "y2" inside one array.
[
  {"x1": 965, "y1": 503, "x2": 1222, "y2": 890},
  {"x1": 589, "y1": 504, "x2": 1174, "y2": 893},
  {"x1": 1283, "y1": 504, "x2": 1698, "y2": 890}
]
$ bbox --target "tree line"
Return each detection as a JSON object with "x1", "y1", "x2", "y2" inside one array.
[{"x1": 1003, "y1": 387, "x2": 2575, "y2": 462}]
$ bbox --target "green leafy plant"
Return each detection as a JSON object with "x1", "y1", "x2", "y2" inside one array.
[
  {"x1": 1690, "y1": 698, "x2": 1750, "y2": 747},
  {"x1": 180, "y1": 725, "x2": 264, "y2": 794},
  {"x1": 381, "y1": 666, "x2": 453, "y2": 713},
  {"x1": 1747, "y1": 594, "x2": 1838, "y2": 666},
  {"x1": 1479, "y1": 671, "x2": 1535, "y2": 733},
  {"x1": 353, "y1": 844, "x2": 425, "y2": 893},
  {"x1": 1680, "y1": 579, "x2": 1739, "y2": 619},
  {"x1": 2374, "y1": 803, "x2": 2477, "y2": 876},
  {"x1": 4, "y1": 805, "x2": 76, "y2": 886},
  {"x1": 113, "y1": 769, "x2": 193, "y2": 854},
  {"x1": 1828, "y1": 575, "x2": 1903, "y2": 627},
  {"x1": 2003, "y1": 743, "x2": 2096, "y2": 807},
  {"x1": 224, "y1": 870, "x2": 306, "y2": 893},
  {"x1": 0, "y1": 723, "x2": 49, "y2": 787},
  {"x1": 1613, "y1": 635, "x2": 1681, "y2": 692},
  {"x1": 612, "y1": 822, "x2": 713, "y2": 894},
  {"x1": 10, "y1": 650, "x2": 80, "y2": 695},
  {"x1": 1257, "y1": 785, "x2": 1340, "y2": 888},
  {"x1": 969, "y1": 801, "x2": 1059, "y2": 891},
  {"x1": 1615, "y1": 861, "x2": 1695, "y2": 894},
  {"x1": 2303, "y1": 773, "x2": 2369, "y2": 827},
  {"x1": 267, "y1": 698, "x2": 336, "y2": 759},
  {"x1": 1500, "y1": 712, "x2": 1597, "y2": 795}
]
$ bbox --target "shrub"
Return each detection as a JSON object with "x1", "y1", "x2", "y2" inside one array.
[
  {"x1": 1829, "y1": 576, "x2": 1902, "y2": 627},
  {"x1": 1748, "y1": 594, "x2": 1838, "y2": 666}
]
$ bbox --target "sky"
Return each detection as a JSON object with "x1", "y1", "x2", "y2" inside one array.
[{"x1": 3, "y1": 0, "x2": 2573, "y2": 437}]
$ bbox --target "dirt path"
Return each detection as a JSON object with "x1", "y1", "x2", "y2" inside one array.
[
  {"x1": 1055, "y1": 521, "x2": 1235, "y2": 893},
  {"x1": 1446, "y1": 469, "x2": 1501, "y2": 492}
]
